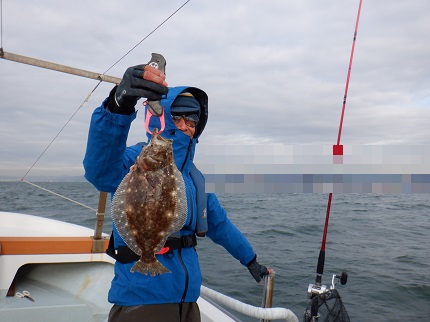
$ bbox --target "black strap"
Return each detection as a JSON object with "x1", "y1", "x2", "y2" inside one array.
[
  {"x1": 165, "y1": 234, "x2": 197, "y2": 249},
  {"x1": 106, "y1": 233, "x2": 197, "y2": 264}
]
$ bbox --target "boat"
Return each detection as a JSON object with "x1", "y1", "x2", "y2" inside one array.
[{"x1": 0, "y1": 208, "x2": 298, "y2": 322}]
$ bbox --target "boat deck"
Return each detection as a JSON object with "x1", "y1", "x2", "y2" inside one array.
[{"x1": 1, "y1": 262, "x2": 113, "y2": 322}]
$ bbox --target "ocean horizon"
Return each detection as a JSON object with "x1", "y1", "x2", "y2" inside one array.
[{"x1": 1, "y1": 181, "x2": 429, "y2": 321}]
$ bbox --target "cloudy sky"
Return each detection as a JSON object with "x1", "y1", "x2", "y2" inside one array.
[{"x1": 1, "y1": 0, "x2": 429, "y2": 178}]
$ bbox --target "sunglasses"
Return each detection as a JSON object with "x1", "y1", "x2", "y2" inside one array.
[{"x1": 171, "y1": 114, "x2": 199, "y2": 128}]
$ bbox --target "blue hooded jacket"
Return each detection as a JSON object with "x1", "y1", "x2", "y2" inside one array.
[{"x1": 83, "y1": 86, "x2": 256, "y2": 306}]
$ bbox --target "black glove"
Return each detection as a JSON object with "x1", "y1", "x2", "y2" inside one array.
[
  {"x1": 110, "y1": 64, "x2": 168, "y2": 114},
  {"x1": 247, "y1": 255, "x2": 269, "y2": 283}
]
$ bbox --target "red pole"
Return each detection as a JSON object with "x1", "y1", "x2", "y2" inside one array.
[{"x1": 316, "y1": 0, "x2": 363, "y2": 285}]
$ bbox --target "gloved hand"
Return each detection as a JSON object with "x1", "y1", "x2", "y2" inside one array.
[
  {"x1": 111, "y1": 64, "x2": 168, "y2": 114},
  {"x1": 247, "y1": 255, "x2": 270, "y2": 283}
]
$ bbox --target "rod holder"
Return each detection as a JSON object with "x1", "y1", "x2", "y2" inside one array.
[
  {"x1": 92, "y1": 192, "x2": 108, "y2": 253},
  {"x1": 260, "y1": 271, "x2": 275, "y2": 322}
]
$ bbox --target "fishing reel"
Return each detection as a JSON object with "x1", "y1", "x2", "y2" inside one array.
[{"x1": 307, "y1": 272, "x2": 348, "y2": 299}]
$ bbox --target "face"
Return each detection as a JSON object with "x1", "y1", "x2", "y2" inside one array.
[{"x1": 172, "y1": 115, "x2": 197, "y2": 138}]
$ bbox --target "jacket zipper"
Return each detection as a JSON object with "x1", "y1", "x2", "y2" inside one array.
[
  {"x1": 178, "y1": 247, "x2": 189, "y2": 304},
  {"x1": 179, "y1": 139, "x2": 192, "y2": 308},
  {"x1": 181, "y1": 139, "x2": 195, "y2": 232},
  {"x1": 180, "y1": 140, "x2": 193, "y2": 172}
]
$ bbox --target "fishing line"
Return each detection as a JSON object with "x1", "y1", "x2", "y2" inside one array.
[
  {"x1": 15, "y1": 0, "x2": 190, "y2": 186},
  {"x1": 17, "y1": 82, "x2": 102, "y2": 185},
  {"x1": 314, "y1": 0, "x2": 363, "y2": 286},
  {"x1": 102, "y1": 0, "x2": 191, "y2": 75}
]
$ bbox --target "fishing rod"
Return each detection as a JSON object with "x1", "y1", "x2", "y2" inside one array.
[{"x1": 305, "y1": 1, "x2": 363, "y2": 321}]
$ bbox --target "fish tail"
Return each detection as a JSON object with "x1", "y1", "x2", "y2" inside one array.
[{"x1": 130, "y1": 259, "x2": 171, "y2": 276}]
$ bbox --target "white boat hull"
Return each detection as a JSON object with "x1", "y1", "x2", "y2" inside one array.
[{"x1": 0, "y1": 212, "x2": 297, "y2": 322}]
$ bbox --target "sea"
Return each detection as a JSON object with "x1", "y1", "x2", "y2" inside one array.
[{"x1": 1, "y1": 181, "x2": 429, "y2": 322}]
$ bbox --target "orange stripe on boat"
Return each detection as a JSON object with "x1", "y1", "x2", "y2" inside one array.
[{"x1": 0, "y1": 237, "x2": 109, "y2": 255}]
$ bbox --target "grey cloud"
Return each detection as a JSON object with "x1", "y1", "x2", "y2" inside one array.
[{"x1": 1, "y1": 0, "x2": 429, "y2": 177}]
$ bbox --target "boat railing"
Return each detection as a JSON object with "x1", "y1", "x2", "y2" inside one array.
[
  {"x1": 200, "y1": 273, "x2": 298, "y2": 322},
  {"x1": 260, "y1": 273, "x2": 275, "y2": 322}
]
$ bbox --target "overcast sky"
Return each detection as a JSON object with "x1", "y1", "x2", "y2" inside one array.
[{"x1": 1, "y1": 0, "x2": 429, "y2": 178}]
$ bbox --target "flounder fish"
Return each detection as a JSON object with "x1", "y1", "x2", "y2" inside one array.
[{"x1": 111, "y1": 129, "x2": 187, "y2": 276}]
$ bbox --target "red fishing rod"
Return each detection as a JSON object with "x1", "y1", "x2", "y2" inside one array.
[{"x1": 305, "y1": 1, "x2": 363, "y2": 321}]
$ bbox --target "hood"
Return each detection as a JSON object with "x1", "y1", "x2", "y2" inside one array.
[{"x1": 144, "y1": 86, "x2": 208, "y2": 172}]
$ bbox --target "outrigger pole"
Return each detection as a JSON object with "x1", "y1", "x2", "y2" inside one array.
[
  {"x1": 0, "y1": 48, "x2": 118, "y2": 253},
  {"x1": 0, "y1": 49, "x2": 121, "y2": 85}
]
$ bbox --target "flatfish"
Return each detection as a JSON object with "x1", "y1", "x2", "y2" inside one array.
[{"x1": 111, "y1": 129, "x2": 187, "y2": 276}]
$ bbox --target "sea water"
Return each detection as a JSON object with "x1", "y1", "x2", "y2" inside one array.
[{"x1": 1, "y1": 181, "x2": 429, "y2": 321}]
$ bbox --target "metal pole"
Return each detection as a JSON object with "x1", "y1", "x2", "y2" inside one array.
[
  {"x1": 92, "y1": 191, "x2": 108, "y2": 253},
  {"x1": 260, "y1": 271, "x2": 275, "y2": 322},
  {"x1": 0, "y1": 49, "x2": 121, "y2": 84}
]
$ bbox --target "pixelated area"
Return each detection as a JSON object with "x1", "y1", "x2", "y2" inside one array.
[{"x1": 195, "y1": 145, "x2": 430, "y2": 193}]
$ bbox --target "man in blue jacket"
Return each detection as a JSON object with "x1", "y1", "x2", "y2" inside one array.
[{"x1": 83, "y1": 63, "x2": 270, "y2": 322}]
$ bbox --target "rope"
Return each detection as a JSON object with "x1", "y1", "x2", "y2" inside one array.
[{"x1": 22, "y1": 180, "x2": 97, "y2": 212}]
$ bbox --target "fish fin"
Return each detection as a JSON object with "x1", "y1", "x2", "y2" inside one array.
[
  {"x1": 130, "y1": 259, "x2": 171, "y2": 276},
  {"x1": 111, "y1": 173, "x2": 141, "y2": 255}
]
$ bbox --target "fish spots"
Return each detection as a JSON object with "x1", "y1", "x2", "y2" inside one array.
[{"x1": 111, "y1": 130, "x2": 188, "y2": 275}]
